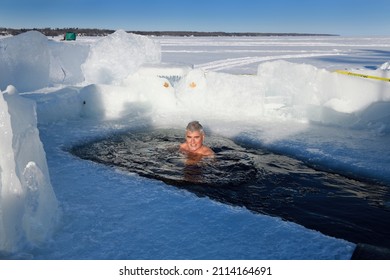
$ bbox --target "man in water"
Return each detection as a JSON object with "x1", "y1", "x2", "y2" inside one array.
[{"x1": 180, "y1": 121, "x2": 214, "y2": 156}]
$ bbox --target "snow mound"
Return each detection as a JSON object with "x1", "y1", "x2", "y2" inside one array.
[
  {"x1": 380, "y1": 61, "x2": 390, "y2": 70},
  {"x1": 0, "y1": 86, "x2": 59, "y2": 254},
  {"x1": 0, "y1": 31, "x2": 50, "y2": 92},
  {"x1": 81, "y1": 30, "x2": 161, "y2": 85}
]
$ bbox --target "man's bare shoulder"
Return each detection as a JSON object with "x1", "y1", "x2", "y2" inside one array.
[
  {"x1": 199, "y1": 146, "x2": 214, "y2": 156},
  {"x1": 179, "y1": 143, "x2": 188, "y2": 151}
]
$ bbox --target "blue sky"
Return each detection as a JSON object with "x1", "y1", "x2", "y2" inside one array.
[{"x1": 1, "y1": 0, "x2": 389, "y2": 36}]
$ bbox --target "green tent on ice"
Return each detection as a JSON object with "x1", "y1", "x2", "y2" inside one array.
[{"x1": 65, "y1": 32, "x2": 76, "y2": 40}]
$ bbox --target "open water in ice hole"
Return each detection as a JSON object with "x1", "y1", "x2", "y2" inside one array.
[{"x1": 70, "y1": 129, "x2": 390, "y2": 249}]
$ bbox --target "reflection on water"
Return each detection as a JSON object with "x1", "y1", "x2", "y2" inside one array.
[{"x1": 70, "y1": 129, "x2": 390, "y2": 249}]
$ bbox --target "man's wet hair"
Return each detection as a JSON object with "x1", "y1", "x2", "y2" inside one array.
[{"x1": 186, "y1": 121, "x2": 204, "y2": 133}]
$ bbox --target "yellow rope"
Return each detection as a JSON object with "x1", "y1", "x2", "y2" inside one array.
[{"x1": 335, "y1": 70, "x2": 390, "y2": 82}]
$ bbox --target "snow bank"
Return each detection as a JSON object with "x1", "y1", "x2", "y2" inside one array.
[
  {"x1": 0, "y1": 86, "x2": 59, "y2": 254},
  {"x1": 257, "y1": 60, "x2": 390, "y2": 132},
  {"x1": 81, "y1": 30, "x2": 161, "y2": 85}
]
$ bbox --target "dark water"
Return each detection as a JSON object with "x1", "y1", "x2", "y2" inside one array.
[{"x1": 70, "y1": 129, "x2": 390, "y2": 249}]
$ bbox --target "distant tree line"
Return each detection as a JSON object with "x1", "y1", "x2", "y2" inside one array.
[
  {"x1": 132, "y1": 30, "x2": 337, "y2": 37},
  {"x1": 0, "y1": 27, "x2": 114, "y2": 37},
  {"x1": 0, "y1": 27, "x2": 337, "y2": 37}
]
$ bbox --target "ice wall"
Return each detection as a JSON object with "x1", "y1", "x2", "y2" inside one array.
[
  {"x1": 31, "y1": 60, "x2": 390, "y2": 135},
  {"x1": 0, "y1": 86, "x2": 59, "y2": 254},
  {"x1": 170, "y1": 61, "x2": 390, "y2": 133},
  {"x1": 3, "y1": 30, "x2": 387, "y2": 134},
  {"x1": 33, "y1": 73, "x2": 175, "y2": 123},
  {"x1": 257, "y1": 60, "x2": 390, "y2": 132},
  {"x1": 175, "y1": 69, "x2": 265, "y2": 120},
  {"x1": 0, "y1": 30, "x2": 160, "y2": 91},
  {"x1": 48, "y1": 39, "x2": 90, "y2": 85}
]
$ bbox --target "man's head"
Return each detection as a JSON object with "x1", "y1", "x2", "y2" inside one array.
[
  {"x1": 185, "y1": 121, "x2": 205, "y2": 152},
  {"x1": 186, "y1": 121, "x2": 204, "y2": 133}
]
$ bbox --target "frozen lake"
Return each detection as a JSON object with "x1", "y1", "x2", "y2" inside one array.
[{"x1": 1, "y1": 32, "x2": 390, "y2": 259}]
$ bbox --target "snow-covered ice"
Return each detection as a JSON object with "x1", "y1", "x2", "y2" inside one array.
[{"x1": 1, "y1": 30, "x2": 390, "y2": 259}]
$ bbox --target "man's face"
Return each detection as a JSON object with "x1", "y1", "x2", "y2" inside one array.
[{"x1": 185, "y1": 130, "x2": 204, "y2": 152}]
